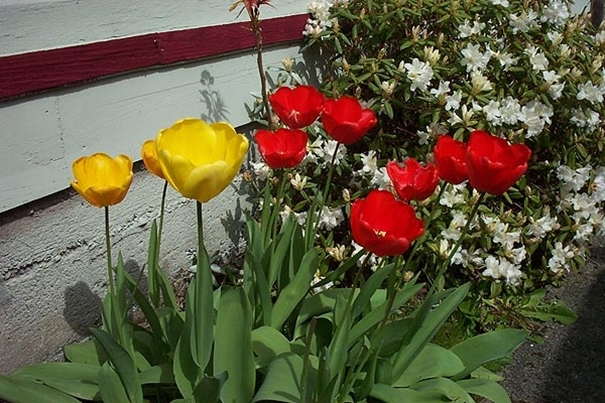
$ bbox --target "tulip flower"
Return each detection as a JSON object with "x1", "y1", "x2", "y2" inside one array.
[
  {"x1": 466, "y1": 130, "x2": 531, "y2": 196},
  {"x1": 156, "y1": 118, "x2": 249, "y2": 203},
  {"x1": 433, "y1": 135, "x2": 468, "y2": 184},
  {"x1": 322, "y1": 96, "x2": 377, "y2": 144},
  {"x1": 269, "y1": 85, "x2": 325, "y2": 129},
  {"x1": 255, "y1": 128, "x2": 308, "y2": 169},
  {"x1": 350, "y1": 190, "x2": 424, "y2": 256},
  {"x1": 141, "y1": 139, "x2": 165, "y2": 179},
  {"x1": 71, "y1": 153, "x2": 133, "y2": 208},
  {"x1": 386, "y1": 158, "x2": 439, "y2": 201}
]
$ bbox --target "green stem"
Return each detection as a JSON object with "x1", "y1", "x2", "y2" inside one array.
[
  {"x1": 300, "y1": 317, "x2": 317, "y2": 403},
  {"x1": 104, "y1": 206, "x2": 115, "y2": 296},
  {"x1": 428, "y1": 191, "x2": 486, "y2": 294},
  {"x1": 197, "y1": 201, "x2": 205, "y2": 257},
  {"x1": 307, "y1": 143, "x2": 340, "y2": 248},
  {"x1": 270, "y1": 169, "x2": 289, "y2": 242},
  {"x1": 402, "y1": 184, "x2": 447, "y2": 273}
]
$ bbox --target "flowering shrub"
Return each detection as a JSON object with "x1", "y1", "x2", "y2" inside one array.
[{"x1": 263, "y1": 0, "x2": 605, "y2": 328}]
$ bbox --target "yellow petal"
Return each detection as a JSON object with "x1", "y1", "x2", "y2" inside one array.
[
  {"x1": 158, "y1": 150, "x2": 196, "y2": 197},
  {"x1": 141, "y1": 140, "x2": 165, "y2": 179},
  {"x1": 182, "y1": 161, "x2": 232, "y2": 203}
]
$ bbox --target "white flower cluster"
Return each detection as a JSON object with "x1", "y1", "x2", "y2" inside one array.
[
  {"x1": 557, "y1": 164, "x2": 605, "y2": 245},
  {"x1": 353, "y1": 150, "x2": 392, "y2": 190},
  {"x1": 306, "y1": 137, "x2": 348, "y2": 167},
  {"x1": 304, "y1": 0, "x2": 341, "y2": 38}
]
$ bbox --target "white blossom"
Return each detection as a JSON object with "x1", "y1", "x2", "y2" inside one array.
[
  {"x1": 460, "y1": 43, "x2": 491, "y2": 72},
  {"x1": 445, "y1": 91, "x2": 463, "y2": 111},
  {"x1": 576, "y1": 81, "x2": 605, "y2": 104},
  {"x1": 404, "y1": 58, "x2": 434, "y2": 92}
]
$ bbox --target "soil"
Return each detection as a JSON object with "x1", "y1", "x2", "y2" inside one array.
[{"x1": 500, "y1": 243, "x2": 605, "y2": 403}]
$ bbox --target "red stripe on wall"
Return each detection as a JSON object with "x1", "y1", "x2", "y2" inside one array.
[{"x1": 0, "y1": 13, "x2": 309, "y2": 101}]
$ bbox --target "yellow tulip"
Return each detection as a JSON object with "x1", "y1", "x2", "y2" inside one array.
[
  {"x1": 71, "y1": 153, "x2": 133, "y2": 207},
  {"x1": 156, "y1": 118, "x2": 249, "y2": 203},
  {"x1": 141, "y1": 139, "x2": 165, "y2": 179}
]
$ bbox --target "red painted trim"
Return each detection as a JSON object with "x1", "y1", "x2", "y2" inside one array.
[{"x1": 0, "y1": 13, "x2": 309, "y2": 101}]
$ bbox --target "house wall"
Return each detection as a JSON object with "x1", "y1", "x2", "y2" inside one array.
[{"x1": 0, "y1": 0, "x2": 310, "y2": 374}]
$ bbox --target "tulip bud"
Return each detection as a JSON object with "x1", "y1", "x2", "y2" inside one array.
[
  {"x1": 403, "y1": 271, "x2": 415, "y2": 282},
  {"x1": 377, "y1": 47, "x2": 387, "y2": 59},
  {"x1": 342, "y1": 188, "x2": 351, "y2": 203},
  {"x1": 281, "y1": 57, "x2": 294, "y2": 72},
  {"x1": 381, "y1": 81, "x2": 395, "y2": 98},
  {"x1": 342, "y1": 57, "x2": 350, "y2": 72},
  {"x1": 411, "y1": 26, "x2": 421, "y2": 43},
  {"x1": 423, "y1": 46, "x2": 440, "y2": 66},
  {"x1": 437, "y1": 32, "x2": 444, "y2": 48},
  {"x1": 326, "y1": 245, "x2": 346, "y2": 262}
]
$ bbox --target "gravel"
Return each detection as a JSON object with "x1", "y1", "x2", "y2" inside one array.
[{"x1": 501, "y1": 244, "x2": 605, "y2": 403}]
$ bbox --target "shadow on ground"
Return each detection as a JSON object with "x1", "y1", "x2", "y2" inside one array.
[{"x1": 502, "y1": 246, "x2": 605, "y2": 403}]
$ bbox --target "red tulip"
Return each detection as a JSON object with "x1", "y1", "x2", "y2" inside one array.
[
  {"x1": 322, "y1": 96, "x2": 377, "y2": 144},
  {"x1": 350, "y1": 190, "x2": 424, "y2": 256},
  {"x1": 386, "y1": 159, "x2": 439, "y2": 201},
  {"x1": 433, "y1": 135, "x2": 468, "y2": 184},
  {"x1": 255, "y1": 128, "x2": 308, "y2": 169},
  {"x1": 269, "y1": 85, "x2": 325, "y2": 129},
  {"x1": 467, "y1": 130, "x2": 532, "y2": 196}
]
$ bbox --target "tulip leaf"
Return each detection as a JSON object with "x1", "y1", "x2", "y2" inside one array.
[
  {"x1": 192, "y1": 373, "x2": 227, "y2": 403},
  {"x1": 90, "y1": 328, "x2": 143, "y2": 403},
  {"x1": 370, "y1": 383, "x2": 446, "y2": 403},
  {"x1": 173, "y1": 283, "x2": 200, "y2": 398},
  {"x1": 147, "y1": 220, "x2": 161, "y2": 307},
  {"x1": 457, "y1": 379, "x2": 512, "y2": 403},
  {"x1": 138, "y1": 364, "x2": 175, "y2": 385},
  {"x1": 271, "y1": 248, "x2": 318, "y2": 329},
  {"x1": 391, "y1": 283, "x2": 470, "y2": 380},
  {"x1": 10, "y1": 362, "x2": 100, "y2": 401},
  {"x1": 252, "y1": 353, "x2": 316, "y2": 403},
  {"x1": 349, "y1": 282, "x2": 423, "y2": 347},
  {"x1": 268, "y1": 216, "x2": 298, "y2": 288},
  {"x1": 98, "y1": 363, "x2": 131, "y2": 403},
  {"x1": 64, "y1": 339, "x2": 106, "y2": 366},
  {"x1": 450, "y1": 329, "x2": 527, "y2": 381},
  {"x1": 252, "y1": 325, "x2": 292, "y2": 367},
  {"x1": 352, "y1": 263, "x2": 395, "y2": 318},
  {"x1": 191, "y1": 245, "x2": 214, "y2": 372},
  {"x1": 411, "y1": 378, "x2": 474, "y2": 402},
  {"x1": 245, "y1": 249, "x2": 273, "y2": 326},
  {"x1": 214, "y1": 287, "x2": 255, "y2": 403},
  {"x1": 0, "y1": 375, "x2": 82, "y2": 403},
  {"x1": 394, "y1": 344, "x2": 465, "y2": 387}
]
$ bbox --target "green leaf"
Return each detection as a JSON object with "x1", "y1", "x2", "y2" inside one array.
[
  {"x1": 253, "y1": 353, "x2": 315, "y2": 403},
  {"x1": 64, "y1": 339, "x2": 106, "y2": 366},
  {"x1": 214, "y1": 288, "x2": 255, "y2": 403},
  {"x1": 191, "y1": 246, "x2": 214, "y2": 372},
  {"x1": 147, "y1": 220, "x2": 161, "y2": 307},
  {"x1": 392, "y1": 284, "x2": 470, "y2": 380},
  {"x1": 457, "y1": 379, "x2": 511, "y2": 403},
  {"x1": 173, "y1": 284, "x2": 200, "y2": 398},
  {"x1": 0, "y1": 375, "x2": 82, "y2": 403},
  {"x1": 370, "y1": 383, "x2": 446, "y2": 403},
  {"x1": 271, "y1": 249, "x2": 318, "y2": 329},
  {"x1": 252, "y1": 326, "x2": 292, "y2": 367},
  {"x1": 90, "y1": 328, "x2": 143, "y2": 403},
  {"x1": 520, "y1": 300, "x2": 577, "y2": 325},
  {"x1": 351, "y1": 263, "x2": 395, "y2": 318},
  {"x1": 192, "y1": 373, "x2": 227, "y2": 403},
  {"x1": 395, "y1": 344, "x2": 465, "y2": 387},
  {"x1": 450, "y1": 329, "x2": 527, "y2": 381},
  {"x1": 98, "y1": 363, "x2": 131, "y2": 403},
  {"x1": 412, "y1": 378, "x2": 474, "y2": 402},
  {"x1": 139, "y1": 364, "x2": 175, "y2": 385},
  {"x1": 349, "y1": 282, "x2": 423, "y2": 347},
  {"x1": 11, "y1": 362, "x2": 100, "y2": 400}
]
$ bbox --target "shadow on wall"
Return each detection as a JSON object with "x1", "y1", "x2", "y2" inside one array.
[
  {"x1": 63, "y1": 260, "x2": 149, "y2": 336},
  {"x1": 540, "y1": 246, "x2": 605, "y2": 402},
  {"x1": 63, "y1": 282, "x2": 102, "y2": 336},
  {"x1": 200, "y1": 70, "x2": 229, "y2": 123}
]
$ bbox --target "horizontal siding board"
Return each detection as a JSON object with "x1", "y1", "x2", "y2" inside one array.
[
  {"x1": 0, "y1": 44, "x2": 302, "y2": 213},
  {"x1": 0, "y1": 14, "x2": 309, "y2": 100}
]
